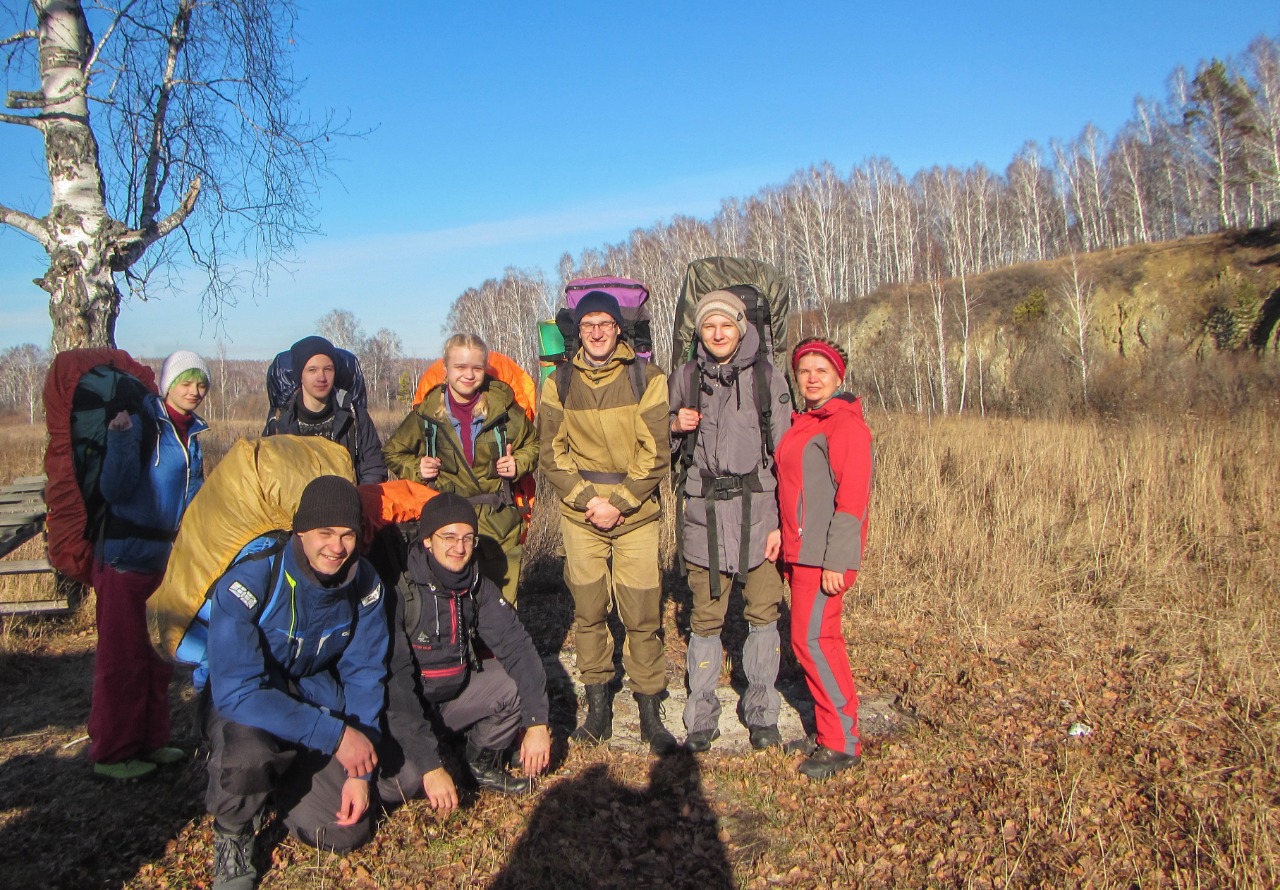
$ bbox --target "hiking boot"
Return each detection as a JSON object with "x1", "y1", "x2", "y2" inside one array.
[
  {"x1": 748, "y1": 724, "x2": 783, "y2": 750},
  {"x1": 684, "y1": 728, "x2": 719, "y2": 753},
  {"x1": 798, "y1": 745, "x2": 862, "y2": 780},
  {"x1": 212, "y1": 821, "x2": 257, "y2": 890},
  {"x1": 143, "y1": 746, "x2": 187, "y2": 765},
  {"x1": 466, "y1": 742, "x2": 531, "y2": 795},
  {"x1": 571, "y1": 683, "x2": 613, "y2": 745},
  {"x1": 635, "y1": 693, "x2": 679, "y2": 756},
  {"x1": 783, "y1": 733, "x2": 819, "y2": 756},
  {"x1": 93, "y1": 759, "x2": 158, "y2": 782}
]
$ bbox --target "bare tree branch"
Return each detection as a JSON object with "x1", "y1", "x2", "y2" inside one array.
[{"x1": 0, "y1": 202, "x2": 49, "y2": 246}]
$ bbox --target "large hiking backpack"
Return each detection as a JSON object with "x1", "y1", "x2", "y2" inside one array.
[
  {"x1": 147, "y1": 435, "x2": 356, "y2": 662},
  {"x1": 669, "y1": 257, "x2": 794, "y2": 586},
  {"x1": 148, "y1": 433, "x2": 435, "y2": 664},
  {"x1": 43, "y1": 348, "x2": 159, "y2": 585},
  {"x1": 545, "y1": 276, "x2": 652, "y2": 366},
  {"x1": 671, "y1": 257, "x2": 791, "y2": 367},
  {"x1": 265, "y1": 346, "x2": 368, "y2": 419},
  {"x1": 538, "y1": 276, "x2": 654, "y2": 405},
  {"x1": 410, "y1": 352, "x2": 538, "y2": 534}
]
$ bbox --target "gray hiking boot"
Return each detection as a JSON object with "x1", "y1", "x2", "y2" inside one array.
[
  {"x1": 635, "y1": 693, "x2": 679, "y2": 756},
  {"x1": 571, "y1": 683, "x2": 613, "y2": 745},
  {"x1": 212, "y1": 821, "x2": 257, "y2": 890}
]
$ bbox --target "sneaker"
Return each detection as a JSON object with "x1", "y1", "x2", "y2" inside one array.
[
  {"x1": 798, "y1": 745, "x2": 861, "y2": 780},
  {"x1": 212, "y1": 821, "x2": 257, "y2": 890},
  {"x1": 747, "y1": 724, "x2": 783, "y2": 750},
  {"x1": 143, "y1": 746, "x2": 187, "y2": 765},
  {"x1": 93, "y1": 759, "x2": 158, "y2": 782},
  {"x1": 684, "y1": 728, "x2": 719, "y2": 753}
]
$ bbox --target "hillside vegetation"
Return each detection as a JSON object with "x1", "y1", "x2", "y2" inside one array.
[{"x1": 842, "y1": 227, "x2": 1280, "y2": 416}]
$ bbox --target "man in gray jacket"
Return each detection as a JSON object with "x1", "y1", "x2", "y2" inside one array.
[{"x1": 669, "y1": 289, "x2": 792, "y2": 752}]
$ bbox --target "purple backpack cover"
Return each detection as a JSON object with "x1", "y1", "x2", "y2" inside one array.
[{"x1": 558, "y1": 276, "x2": 653, "y2": 359}]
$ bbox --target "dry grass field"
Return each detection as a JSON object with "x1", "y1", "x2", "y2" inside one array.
[{"x1": 1, "y1": 405, "x2": 1277, "y2": 888}]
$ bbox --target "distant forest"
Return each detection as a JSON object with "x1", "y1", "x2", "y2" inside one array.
[{"x1": 446, "y1": 35, "x2": 1280, "y2": 374}]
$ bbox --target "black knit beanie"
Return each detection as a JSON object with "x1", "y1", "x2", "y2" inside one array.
[
  {"x1": 290, "y1": 335, "x2": 339, "y2": 383},
  {"x1": 417, "y1": 492, "x2": 478, "y2": 541},
  {"x1": 293, "y1": 475, "x2": 363, "y2": 533},
  {"x1": 572, "y1": 291, "x2": 623, "y2": 329}
]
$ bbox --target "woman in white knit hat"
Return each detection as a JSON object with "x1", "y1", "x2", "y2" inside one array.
[{"x1": 89, "y1": 349, "x2": 211, "y2": 781}]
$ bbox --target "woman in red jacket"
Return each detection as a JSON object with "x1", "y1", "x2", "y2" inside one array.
[{"x1": 775, "y1": 337, "x2": 872, "y2": 780}]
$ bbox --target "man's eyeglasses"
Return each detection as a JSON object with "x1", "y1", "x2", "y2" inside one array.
[
  {"x1": 579, "y1": 321, "x2": 618, "y2": 334},
  {"x1": 433, "y1": 533, "x2": 476, "y2": 548}
]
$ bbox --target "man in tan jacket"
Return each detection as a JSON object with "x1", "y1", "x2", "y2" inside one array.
[{"x1": 538, "y1": 290, "x2": 676, "y2": 755}]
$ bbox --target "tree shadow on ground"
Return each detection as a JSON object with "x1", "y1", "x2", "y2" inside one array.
[{"x1": 490, "y1": 749, "x2": 735, "y2": 890}]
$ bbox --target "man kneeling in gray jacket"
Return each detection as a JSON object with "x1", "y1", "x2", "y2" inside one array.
[{"x1": 379, "y1": 493, "x2": 551, "y2": 812}]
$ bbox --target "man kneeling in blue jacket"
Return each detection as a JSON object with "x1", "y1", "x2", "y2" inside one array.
[
  {"x1": 202, "y1": 476, "x2": 388, "y2": 890},
  {"x1": 379, "y1": 493, "x2": 551, "y2": 814}
]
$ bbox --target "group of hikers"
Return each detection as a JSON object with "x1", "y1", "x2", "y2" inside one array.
[{"x1": 80, "y1": 282, "x2": 873, "y2": 889}]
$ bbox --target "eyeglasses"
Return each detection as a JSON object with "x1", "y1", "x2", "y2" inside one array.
[
  {"x1": 579, "y1": 321, "x2": 618, "y2": 334},
  {"x1": 433, "y1": 533, "x2": 476, "y2": 548}
]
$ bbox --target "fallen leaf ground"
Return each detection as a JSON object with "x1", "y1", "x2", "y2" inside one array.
[{"x1": 2, "y1": 585, "x2": 1276, "y2": 889}]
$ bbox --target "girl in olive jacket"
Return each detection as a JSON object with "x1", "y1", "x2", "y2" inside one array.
[{"x1": 383, "y1": 335, "x2": 538, "y2": 604}]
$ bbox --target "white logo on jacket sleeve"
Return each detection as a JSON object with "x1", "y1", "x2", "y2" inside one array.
[
  {"x1": 228, "y1": 582, "x2": 258, "y2": 610},
  {"x1": 360, "y1": 585, "x2": 382, "y2": 608}
]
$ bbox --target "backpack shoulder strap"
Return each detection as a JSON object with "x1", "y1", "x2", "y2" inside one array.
[
  {"x1": 554, "y1": 362, "x2": 573, "y2": 405},
  {"x1": 629, "y1": 357, "x2": 649, "y2": 403},
  {"x1": 753, "y1": 360, "x2": 775, "y2": 462}
]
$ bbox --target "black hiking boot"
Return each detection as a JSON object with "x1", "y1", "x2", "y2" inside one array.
[
  {"x1": 212, "y1": 820, "x2": 257, "y2": 890},
  {"x1": 748, "y1": 724, "x2": 783, "y2": 750},
  {"x1": 684, "y1": 728, "x2": 720, "y2": 753},
  {"x1": 466, "y1": 741, "x2": 531, "y2": 795},
  {"x1": 798, "y1": 745, "x2": 862, "y2": 780},
  {"x1": 571, "y1": 683, "x2": 613, "y2": 745},
  {"x1": 635, "y1": 693, "x2": 679, "y2": 756}
]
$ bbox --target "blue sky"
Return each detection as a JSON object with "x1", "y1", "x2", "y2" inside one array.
[{"x1": 2, "y1": 1, "x2": 1278, "y2": 359}]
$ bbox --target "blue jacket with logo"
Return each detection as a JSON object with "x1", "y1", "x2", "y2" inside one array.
[
  {"x1": 205, "y1": 537, "x2": 388, "y2": 759},
  {"x1": 98, "y1": 393, "x2": 207, "y2": 573}
]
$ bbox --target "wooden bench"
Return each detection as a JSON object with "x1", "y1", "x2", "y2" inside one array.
[{"x1": 0, "y1": 475, "x2": 80, "y2": 616}]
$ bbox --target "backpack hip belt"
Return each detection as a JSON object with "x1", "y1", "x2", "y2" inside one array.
[{"x1": 698, "y1": 469, "x2": 764, "y2": 597}]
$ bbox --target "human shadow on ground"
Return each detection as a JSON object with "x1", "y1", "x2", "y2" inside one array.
[
  {"x1": 490, "y1": 748, "x2": 735, "y2": 890},
  {"x1": 0, "y1": 668, "x2": 207, "y2": 890}
]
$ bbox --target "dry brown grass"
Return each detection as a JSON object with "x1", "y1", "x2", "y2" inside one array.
[{"x1": 1, "y1": 408, "x2": 1278, "y2": 888}]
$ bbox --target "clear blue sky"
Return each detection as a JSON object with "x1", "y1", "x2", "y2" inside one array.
[{"x1": 2, "y1": 1, "x2": 1277, "y2": 359}]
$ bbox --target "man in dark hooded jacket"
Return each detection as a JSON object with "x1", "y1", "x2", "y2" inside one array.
[
  {"x1": 264, "y1": 335, "x2": 387, "y2": 484},
  {"x1": 378, "y1": 493, "x2": 551, "y2": 811},
  {"x1": 670, "y1": 289, "x2": 792, "y2": 752}
]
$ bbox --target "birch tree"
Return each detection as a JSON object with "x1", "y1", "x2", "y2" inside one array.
[{"x1": 1, "y1": 0, "x2": 339, "y2": 350}]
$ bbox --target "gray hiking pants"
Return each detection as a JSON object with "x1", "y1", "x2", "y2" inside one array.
[
  {"x1": 203, "y1": 708, "x2": 377, "y2": 853},
  {"x1": 378, "y1": 659, "x2": 524, "y2": 802},
  {"x1": 683, "y1": 564, "x2": 783, "y2": 734}
]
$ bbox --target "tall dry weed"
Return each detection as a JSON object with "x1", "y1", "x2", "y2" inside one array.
[{"x1": 862, "y1": 407, "x2": 1280, "y2": 704}]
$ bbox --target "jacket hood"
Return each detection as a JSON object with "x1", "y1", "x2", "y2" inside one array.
[
  {"x1": 695, "y1": 323, "x2": 763, "y2": 378},
  {"x1": 417, "y1": 377, "x2": 517, "y2": 422},
  {"x1": 805, "y1": 392, "x2": 863, "y2": 421}
]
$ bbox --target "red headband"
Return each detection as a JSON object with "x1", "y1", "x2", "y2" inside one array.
[{"x1": 792, "y1": 341, "x2": 846, "y2": 380}]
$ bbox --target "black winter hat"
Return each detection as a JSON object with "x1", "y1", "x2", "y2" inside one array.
[
  {"x1": 572, "y1": 291, "x2": 623, "y2": 330},
  {"x1": 293, "y1": 475, "x2": 363, "y2": 533},
  {"x1": 290, "y1": 335, "x2": 339, "y2": 384},
  {"x1": 417, "y1": 492, "x2": 478, "y2": 541}
]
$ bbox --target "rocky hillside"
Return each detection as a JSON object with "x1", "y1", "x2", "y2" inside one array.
[{"x1": 838, "y1": 227, "x2": 1280, "y2": 414}]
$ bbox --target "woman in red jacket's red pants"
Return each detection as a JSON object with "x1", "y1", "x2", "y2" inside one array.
[{"x1": 775, "y1": 338, "x2": 873, "y2": 780}]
